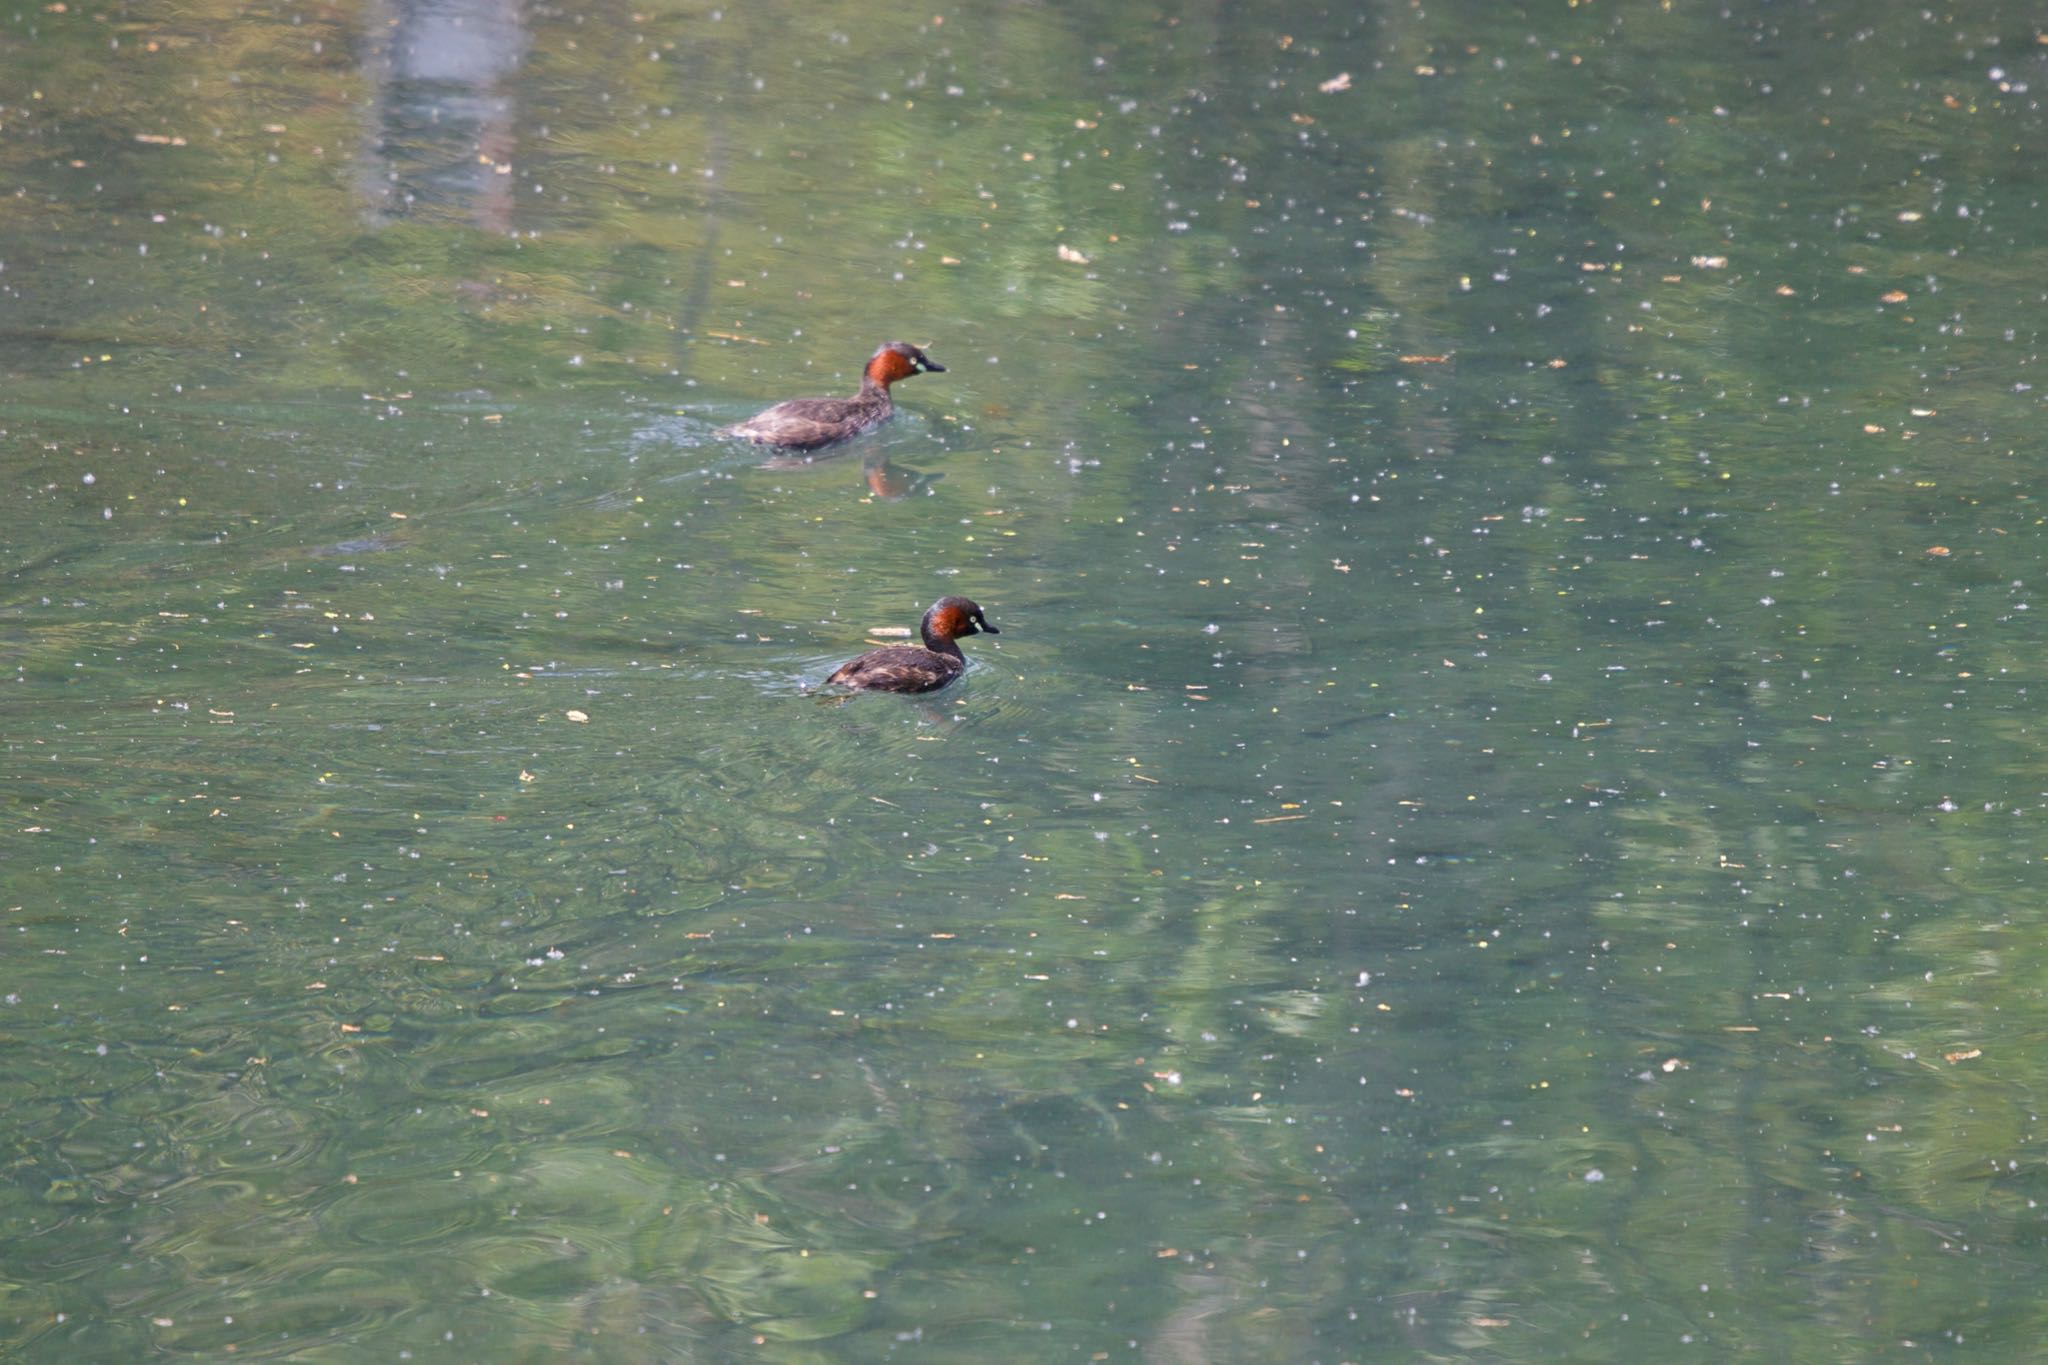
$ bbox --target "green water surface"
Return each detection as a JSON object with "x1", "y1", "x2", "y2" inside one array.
[{"x1": 4, "y1": 0, "x2": 2047, "y2": 1358}]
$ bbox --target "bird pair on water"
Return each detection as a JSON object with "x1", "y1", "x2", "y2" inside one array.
[{"x1": 723, "y1": 341, "x2": 996, "y2": 693}]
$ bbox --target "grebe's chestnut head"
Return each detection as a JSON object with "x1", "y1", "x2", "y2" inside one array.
[
  {"x1": 921, "y1": 595, "x2": 996, "y2": 648},
  {"x1": 866, "y1": 341, "x2": 946, "y2": 388}
]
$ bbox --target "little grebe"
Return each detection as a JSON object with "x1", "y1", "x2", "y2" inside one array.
[
  {"x1": 724, "y1": 341, "x2": 945, "y2": 451},
  {"x1": 827, "y1": 596, "x2": 998, "y2": 693}
]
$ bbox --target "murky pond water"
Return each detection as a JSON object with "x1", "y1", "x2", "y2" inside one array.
[{"x1": 4, "y1": 0, "x2": 2047, "y2": 1357}]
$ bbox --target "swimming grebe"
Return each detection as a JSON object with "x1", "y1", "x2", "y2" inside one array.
[
  {"x1": 827, "y1": 596, "x2": 998, "y2": 693},
  {"x1": 724, "y1": 341, "x2": 945, "y2": 451}
]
